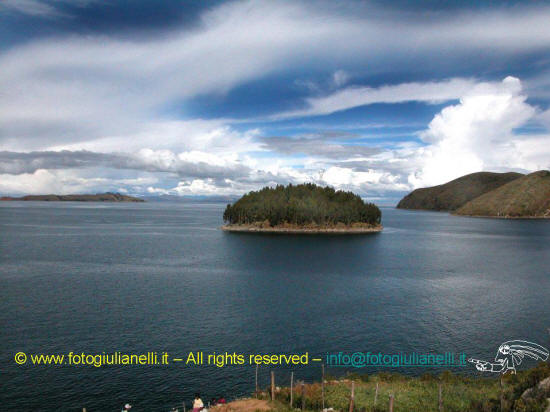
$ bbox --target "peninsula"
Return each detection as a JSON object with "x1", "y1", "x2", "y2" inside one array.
[
  {"x1": 397, "y1": 170, "x2": 550, "y2": 218},
  {"x1": 222, "y1": 183, "x2": 382, "y2": 233},
  {"x1": 396, "y1": 171, "x2": 522, "y2": 211},
  {"x1": 455, "y1": 170, "x2": 550, "y2": 218},
  {"x1": 0, "y1": 192, "x2": 144, "y2": 202}
]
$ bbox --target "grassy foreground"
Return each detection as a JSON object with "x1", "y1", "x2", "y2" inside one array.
[{"x1": 254, "y1": 363, "x2": 550, "y2": 412}]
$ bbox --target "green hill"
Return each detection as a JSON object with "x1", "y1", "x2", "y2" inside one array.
[
  {"x1": 396, "y1": 172, "x2": 523, "y2": 211},
  {"x1": 223, "y1": 183, "x2": 381, "y2": 229},
  {"x1": 455, "y1": 170, "x2": 550, "y2": 218}
]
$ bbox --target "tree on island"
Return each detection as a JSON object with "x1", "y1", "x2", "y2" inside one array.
[{"x1": 223, "y1": 183, "x2": 381, "y2": 227}]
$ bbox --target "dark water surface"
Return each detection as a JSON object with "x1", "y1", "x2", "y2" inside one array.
[{"x1": 1, "y1": 202, "x2": 549, "y2": 411}]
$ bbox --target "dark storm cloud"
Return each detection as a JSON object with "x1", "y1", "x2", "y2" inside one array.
[
  {"x1": 0, "y1": 150, "x2": 253, "y2": 181},
  {"x1": 0, "y1": 150, "x2": 113, "y2": 174}
]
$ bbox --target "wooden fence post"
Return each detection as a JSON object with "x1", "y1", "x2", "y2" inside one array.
[
  {"x1": 438, "y1": 383, "x2": 443, "y2": 412},
  {"x1": 301, "y1": 382, "x2": 305, "y2": 411},
  {"x1": 271, "y1": 371, "x2": 275, "y2": 401},
  {"x1": 290, "y1": 372, "x2": 294, "y2": 408},
  {"x1": 374, "y1": 382, "x2": 378, "y2": 406},
  {"x1": 388, "y1": 394, "x2": 394, "y2": 412},
  {"x1": 348, "y1": 381, "x2": 355, "y2": 412},
  {"x1": 255, "y1": 364, "x2": 259, "y2": 398},
  {"x1": 321, "y1": 364, "x2": 325, "y2": 411}
]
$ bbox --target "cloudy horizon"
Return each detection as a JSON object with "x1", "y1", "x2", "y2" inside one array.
[{"x1": 1, "y1": 0, "x2": 550, "y2": 204}]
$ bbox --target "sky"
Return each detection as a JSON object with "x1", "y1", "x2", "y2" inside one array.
[{"x1": 1, "y1": 0, "x2": 550, "y2": 204}]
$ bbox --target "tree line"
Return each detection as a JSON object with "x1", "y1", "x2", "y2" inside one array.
[{"x1": 223, "y1": 183, "x2": 381, "y2": 227}]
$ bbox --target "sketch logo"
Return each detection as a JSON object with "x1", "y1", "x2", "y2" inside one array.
[{"x1": 468, "y1": 340, "x2": 549, "y2": 374}]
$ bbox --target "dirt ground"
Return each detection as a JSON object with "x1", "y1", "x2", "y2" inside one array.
[{"x1": 213, "y1": 398, "x2": 272, "y2": 412}]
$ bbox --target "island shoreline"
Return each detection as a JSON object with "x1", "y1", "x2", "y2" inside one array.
[
  {"x1": 221, "y1": 224, "x2": 383, "y2": 234},
  {"x1": 397, "y1": 209, "x2": 550, "y2": 219},
  {"x1": 451, "y1": 213, "x2": 550, "y2": 219}
]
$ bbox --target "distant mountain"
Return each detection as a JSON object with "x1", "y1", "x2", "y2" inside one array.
[
  {"x1": 396, "y1": 172, "x2": 523, "y2": 211},
  {"x1": 0, "y1": 192, "x2": 144, "y2": 202},
  {"x1": 455, "y1": 170, "x2": 550, "y2": 218}
]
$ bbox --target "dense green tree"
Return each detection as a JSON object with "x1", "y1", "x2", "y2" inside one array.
[{"x1": 223, "y1": 183, "x2": 381, "y2": 226}]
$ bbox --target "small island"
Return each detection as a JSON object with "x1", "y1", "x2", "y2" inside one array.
[
  {"x1": 0, "y1": 192, "x2": 144, "y2": 202},
  {"x1": 222, "y1": 183, "x2": 382, "y2": 233}
]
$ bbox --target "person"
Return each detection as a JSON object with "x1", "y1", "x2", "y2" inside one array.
[
  {"x1": 193, "y1": 393, "x2": 204, "y2": 412},
  {"x1": 210, "y1": 398, "x2": 217, "y2": 407},
  {"x1": 122, "y1": 404, "x2": 132, "y2": 411},
  {"x1": 217, "y1": 396, "x2": 226, "y2": 405}
]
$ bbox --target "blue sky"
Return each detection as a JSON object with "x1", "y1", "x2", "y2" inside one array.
[{"x1": 1, "y1": 0, "x2": 550, "y2": 204}]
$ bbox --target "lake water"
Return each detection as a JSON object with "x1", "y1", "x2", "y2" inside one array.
[{"x1": 1, "y1": 201, "x2": 549, "y2": 411}]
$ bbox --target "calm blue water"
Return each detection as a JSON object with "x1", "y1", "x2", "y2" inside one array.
[{"x1": 1, "y1": 202, "x2": 549, "y2": 411}]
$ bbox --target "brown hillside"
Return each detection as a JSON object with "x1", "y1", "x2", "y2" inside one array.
[
  {"x1": 397, "y1": 171, "x2": 523, "y2": 211},
  {"x1": 455, "y1": 170, "x2": 550, "y2": 218}
]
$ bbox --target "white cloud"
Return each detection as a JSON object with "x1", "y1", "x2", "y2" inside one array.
[
  {"x1": 1, "y1": 0, "x2": 98, "y2": 18},
  {"x1": 408, "y1": 77, "x2": 547, "y2": 188},
  {"x1": 0, "y1": 169, "x2": 112, "y2": 195},
  {"x1": 2, "y1": 76, "x2": 548, "y2": 199},
  {"x1": 38, "y1": 120, "x2": 260, "y2": 156},
  {"x1": 172, "y1": 179, "x2": 232, "y2": 196},
  {"x1": 322, "y1": 166, "x2": 378, "y2": 186},
  {"x1": 2, "y1": 2, "x2": 550, "y2": 198},
  {"x1": 315, "y1": 165, "x2": 409, "y2": 193},
  {"x1": 332, "y1": 70, "x2": 350, "y2": 88},
  {"x1": 273, "y1": 78, "x2": 478, "y2": 119},
  {"x1": 3, "y1": 0, "x2": 550, "y2": 150},
  {"x1": 1, "y1": 0, "x2": 66, "y2": 18},
  {"x1": 511, "y1": 135, "x2": 550, "y2": 172},
  {"x1": 1, "y1": 75, "x2": 548, "y2": 200}
]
